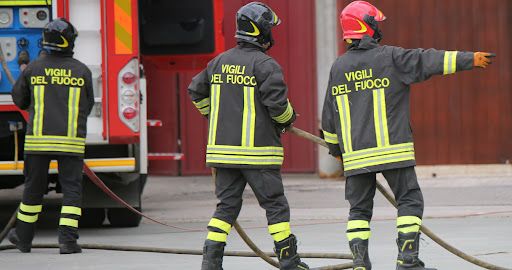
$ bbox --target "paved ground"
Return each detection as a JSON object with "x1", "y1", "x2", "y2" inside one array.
[{"x1": 0, "y1": 171, "x2": 511, "y2": 269}]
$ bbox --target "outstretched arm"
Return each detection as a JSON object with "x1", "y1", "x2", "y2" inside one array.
[{"x1": 390, "y1": 47, "x2": 492, "y2": 85}]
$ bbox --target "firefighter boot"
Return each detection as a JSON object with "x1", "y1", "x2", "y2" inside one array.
[
  {"x1": 59, "y1": 242, "x2": 82, "y2": 254},
  {"x1": 396, "y1": 232, "x2": 437, "y2": 270},
  {"x1": 349, "y1": 238, "x2": 371, "y2": 270},
  {"x1": 274, "y1": 234, "x2": 310, "y2": 270},
  {"x1": 201, "y1": 240, "x2": 225, "y2": 270},
  {"x1": 7, "y1": 229, "x2": 31, "y2": 253}
]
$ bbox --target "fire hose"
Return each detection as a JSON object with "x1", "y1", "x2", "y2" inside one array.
[{"x1": 1, "y1": 44, "x2": 510, "y2": 269}]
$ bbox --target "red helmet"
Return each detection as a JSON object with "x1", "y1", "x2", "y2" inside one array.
[{"x1": 340, "y1": 1, "x2": 386, "y2": 41}]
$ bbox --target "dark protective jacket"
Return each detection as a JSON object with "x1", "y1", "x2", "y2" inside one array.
[
  {"x1": 188, "y1": 43, "x2": 296, "y2": 169},
  {"x1": 12, "y1": 54, "x2": 94, "y2": 156},
  {"x1": 322, "y1": 36, "x2": 474, "y2": 176}
]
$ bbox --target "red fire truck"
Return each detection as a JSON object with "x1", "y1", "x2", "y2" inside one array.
[{"x1": 0, "y1": 0, "x2": 224, "y2": 226}]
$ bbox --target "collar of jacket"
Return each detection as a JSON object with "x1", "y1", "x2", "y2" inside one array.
[
  {"x1": 349, "y1": 35, "x2": 379, "y2": 50},
  {"x1": 237, "y1": 42, "x2": 266, "y2": 52}
]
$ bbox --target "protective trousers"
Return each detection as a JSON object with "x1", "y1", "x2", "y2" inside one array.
[
  {"x1": 345, "y1": 166, "x2": 425, "y2": 268},
  {"x1": 16, "y1": 154, "x2": 83, "y2": 244},
  {"x1": 206, "y1": 168, "x2": 291, "y2": 244}
]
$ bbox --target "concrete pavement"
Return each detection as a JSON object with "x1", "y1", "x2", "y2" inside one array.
[{"x1": 0, "y1": 171, "x2": 511, "y2": 269}]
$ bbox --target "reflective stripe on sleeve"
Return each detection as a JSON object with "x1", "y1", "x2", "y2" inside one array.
[
  {"x1": 322, "y1": 130, "x2": 339, "y2": 144},
  {"x1": 443, "y1": 51, "x2": 458, "y2": 75},
  {"x1": 272, "y1": 100, "x2": 293, "y2": 124}
]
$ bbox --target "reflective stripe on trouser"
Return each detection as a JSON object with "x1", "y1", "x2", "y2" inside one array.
[
  {"x1": 268, "y1": 222, "x2": 291, "y2": 242},
  {"x1": 18, "y1": 154, "x2": 86, "y2": 244},
  {"x1": 346, "y1": 220, "x2": 371, "y2": 241},
  {"x1": 17, "y1": 203, "x2": 42, "y2": 224},
  {"x1": 397, "y1": 216, "x2": 422, "y2": 234},
  {"x1": 211, "y1": 168, "x2": 291, "y2": 238},
  {"x1": 206, "y1": 218, "x2": 232, "y2": 243}
]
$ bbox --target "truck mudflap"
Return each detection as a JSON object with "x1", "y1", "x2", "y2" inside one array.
[{"x1": 0, "y1": 157, "x2": 135, "y2": 175}]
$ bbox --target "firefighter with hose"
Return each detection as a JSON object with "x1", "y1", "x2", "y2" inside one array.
[
  {"x1": 188, "y1": 2, "x2": 309, "y2": 270},
  {"x1": 8, "y1": 18, "x2": 94, "y2": 254},
  {"x1": 321, "y1": 1, "x2": 494, "y2": 270}
]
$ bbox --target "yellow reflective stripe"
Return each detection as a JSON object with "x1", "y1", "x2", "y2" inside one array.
[
  {"x1": 199, "y1": 106, "x2": 210, "y2": 115},
  {"x1": 398, "y1": 225, "x2": 421, "y2": 234},
  {"x1": 25, "y1": 135, "x2": 85, "y2": 143},
  {"x1": 33, "y1": 85, "x2": 45, "y2": 136},
  {"x1": 24, "y1": 143, "x2": 84, "y2": 150},
  {"x1": 0, "y1": 0, "x2": 51, "y2": 6},
  {"x1": 344, "y1": 153, "x2": 415, "y2": 171},
  {"x1": 17, "y1": 212, "x2": 38, "y2": 223},
  {"x1": 268, "y1": 222, "x2": 291, "y2": 234},
  {"x1": 208, "y1": 218, "x2": 232, "y2": 234},
  {"x1": 207, "y1": 231, "x2": 228, "y2": 243},
  {"x1": 373, "y1": 89, "x2": 389, "y2": 147},
  {"x1": 193, "y1": 98, "x2": 210, "y2": 108},
  {"x1": 347, "y1": 220, "x2": 369, "y2": 230},
  {"x1": 59, "y1": 218, "x2": 79, "y2": 228},
  {"x1": 207, "y1": 145, "x2": 283, "y2": 151},
  {"x1": 207, "y1": 150, "x2": 283, "y2": 156},
  {"x1": 194, "y1": 98, "x2": 211, "y2": 115},
  {"x1": 272, "y1": 230, "x2": 291, "y2": 242},
  {"x1": 19, "y1": 203, "x2": 42, "y2": 213},
  {"x1": 241, "y1": 87, "x2": 256, "y2": 147},
  {"x1": 206, "y1": 154, "x2": 283, "y2": 165},
  {"x1": 347, "y1": 231, "x2": 371, "y2": 241},
  {"x1": 343, "y1": 143, "x2": 414, "y2": 161},
  {"x1": 67, "y1": 87, "x2": 81, "y2": 138},
  {"x1": 336, "y1": 95, "x2": 352, "y2": 153},
  {"x1": 61, "y1": 206, "x2": 82, "y2": 216},
  {"x1": 322, "y1": 130, "x2": 339, "y2": 144},
  {"x1": 208, "y1": 84, "x2": 221, "y2": 145},
  {"x1": 443, "y1": 51, "x2": 458, "y2": 75},
  {"x1": 25, "y1": 139, "x2": 85, "y2": 147},
  {"x1": 273, "y1": 100, "x2": 293, "y2": 123},
  {"x1": 397, "y1": 216, "x2": 422, "y2": 226},
  {"x1": 24, "y1": 146, "x2": 85, "y2": 154}
]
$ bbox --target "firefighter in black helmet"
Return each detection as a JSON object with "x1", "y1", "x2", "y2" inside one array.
[
  {"x1": 9, "y1": 18, "x2": 94, "y2": 254},
  {"x1": 188, "y1": 2, "x2": 309, "y2": 270}
]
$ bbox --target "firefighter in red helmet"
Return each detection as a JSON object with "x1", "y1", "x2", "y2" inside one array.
[{"x1": 322, "y1": 1, "x2": 494, "y2": 270}]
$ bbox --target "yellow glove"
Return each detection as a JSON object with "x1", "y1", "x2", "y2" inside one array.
[{"x1": 474, "y1": 52, "x2": 495, "y2": 68}]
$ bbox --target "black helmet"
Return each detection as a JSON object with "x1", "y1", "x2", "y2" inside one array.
[
  {"x1": 42, "y1": 18, "x2": 78, "y2": 53},
  {"x1": 235, "y1": 2, "x2": 281, "y2": 49}
]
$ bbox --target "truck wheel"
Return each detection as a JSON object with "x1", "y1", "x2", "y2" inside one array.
[
  {"x1": 80, "y1": 208, "x2": 106, "y2": 228},
  {"x1": 107, "y1": 207, "x2": 142, "y2": 227}
]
